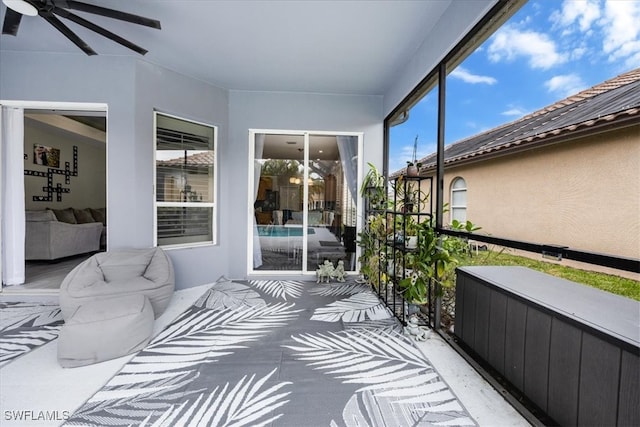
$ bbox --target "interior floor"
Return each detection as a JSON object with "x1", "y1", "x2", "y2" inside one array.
[{"x1": 9, "y1": 253, "x2": 95, "y2": 291}]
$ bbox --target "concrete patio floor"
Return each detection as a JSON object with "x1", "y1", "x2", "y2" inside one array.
[{"x1": 0, "y1": 283, "x2": 531, "y2": 427}]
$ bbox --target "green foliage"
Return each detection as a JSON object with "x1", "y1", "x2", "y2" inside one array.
[
  {"x1": 360, "y1": 162, "x2": 387, "y2": 209},
  {"x1": 451, "y1": 219, "x2": 482, "y2": 233},
  {"x1": 397, "y1": 218, "x2": 480, "y2": 304},
  {"x1": 357, "y1": 213, "x2": 390, "y2": 291},
  {"x1": 261, "y1": 159, "x2": 301, "y2": 178},
  {"x1": 358, "y1": 162, "x2": 483, "y2": 305},
  {"x1": 360, "y1": 162, "x2": 384, "y2": 195},
  {"x1": 393, "y1": 175, "x2": 429, "y2": 213}
]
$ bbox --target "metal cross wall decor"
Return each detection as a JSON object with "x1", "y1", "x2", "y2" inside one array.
[{"x1": 24, "y1": 146, "x2": 78, "y2": 202}]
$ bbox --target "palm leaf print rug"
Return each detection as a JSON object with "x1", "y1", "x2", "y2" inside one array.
[
  {"x1": 65, "y1": 278, "x2": 476, "y2": 426},
  {"x1": 0, "y1": 301, "x2": 63, "y2": 367}
]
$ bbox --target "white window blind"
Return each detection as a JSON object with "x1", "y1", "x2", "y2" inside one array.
[{"x1": 155, "y1": 113, "x2": 216, "y2": 247}]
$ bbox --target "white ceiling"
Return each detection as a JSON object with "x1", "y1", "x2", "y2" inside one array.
[
  {"x1": 0, "y1": 0, "x2": 452, "y2": 95},
  {"x1": 262, "y1": 134, "x2": 340, "y2": 161}
]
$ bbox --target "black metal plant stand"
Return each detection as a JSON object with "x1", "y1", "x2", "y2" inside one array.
[{"x1": 364, "y1": 175, "x2": 434, "y2": 326}]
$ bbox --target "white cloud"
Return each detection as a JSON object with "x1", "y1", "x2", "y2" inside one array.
[
  {"x1": 570, "y1": 46, "x2": 588, "y2": 60},
  {"x1": 552, "y1": 0, "x2": 601, "y2": 32},
  {"x1": 501, "y1": 107, "x2": 527, "y2": 117},
  {"x1": 600, "y1": 0, "x2": 640, "y2": 67},
  {"x1": 389, "y1": 142, "x2": 433, "y2": 172},
  {"x1": 450, "y1": 66, "x2": 497, "y2": 85},
  {"x1": 544, "y1": 74, "x2": 588, "y2": 98},
  {"x1": 487, "y1": 25, "x2": 567, "y2": 69},
  {"x1": 400, "y1": 144, "x2": 414, "y2": 161},
  {"x1": 625, "y1": 51, "x2": 640, "y2": 69},
  {"x1": 397, "y1": 143, "x2": 430, "y2": 162}
]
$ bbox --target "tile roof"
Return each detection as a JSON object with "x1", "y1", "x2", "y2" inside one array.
[
  {"x1": 413, "y1": 68, "x2": 640, "y2": 172},
  {"x1": 157, "y1": 151, "x2": 215, "y2": 166}
]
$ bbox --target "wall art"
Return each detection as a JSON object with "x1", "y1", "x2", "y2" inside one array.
[
  {"x1": 24, "y1": 146, "x2": 78, "y2": 202},
  {"x1": 33, "y1": 144, "x2": 60, "y2": 168}
]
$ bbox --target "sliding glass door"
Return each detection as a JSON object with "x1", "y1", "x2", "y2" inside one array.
[{"x1": 250, "y1": 131, "x2": 360, "y2": 274}]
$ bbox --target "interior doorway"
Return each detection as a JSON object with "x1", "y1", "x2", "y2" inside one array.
[
  {"x1": 249, "y1": 131, "x2": 362, "y2": 275},
  {"x1": 0, "y1": 101, "x2": 107, "y2": 292}
]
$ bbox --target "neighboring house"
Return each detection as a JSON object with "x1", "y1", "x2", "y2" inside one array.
[{"x1": 406, "y1": 68, "x2": 640, "y2": 259}]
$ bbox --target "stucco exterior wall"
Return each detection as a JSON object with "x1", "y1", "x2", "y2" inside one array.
[
  {"x1": 0, "y1": 51, "x2": 229, "y2": 289},
  {"x1": 437, "y1": 125, "x2": 640, "y2": 259}
]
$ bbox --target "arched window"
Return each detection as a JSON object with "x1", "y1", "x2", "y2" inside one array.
[{"x1": 450, "y1": 177, "x2": 467, "y2": 224}]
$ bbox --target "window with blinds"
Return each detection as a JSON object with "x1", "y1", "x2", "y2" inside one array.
[
  {"x1": 451, "y1": 177, "x2": 467, "y2": 223},
  {"x1": 154, "y1": 112, "x2": 216, "y2": 247}
]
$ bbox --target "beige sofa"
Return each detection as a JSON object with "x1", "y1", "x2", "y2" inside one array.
[{"x1": 25, "y1": 209, "x2": 103, "y2": 260}]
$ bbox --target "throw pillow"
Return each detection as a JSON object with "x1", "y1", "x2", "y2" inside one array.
[
  {"x1": 74, "y1": 208, "x2": 95, "y2": 224},
  {"x1": 51, "y1": 207, "x2": 77, "y2": 224},
  {"x1": 89, "y1": 208, "x2": 106, "y2": 225}
]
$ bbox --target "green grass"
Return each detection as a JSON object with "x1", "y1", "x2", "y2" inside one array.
[{"x1": 458, "y1": 250, "x2": 640, "y2": 301}]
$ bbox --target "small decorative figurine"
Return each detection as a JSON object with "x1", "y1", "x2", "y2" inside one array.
[
  {"x1": 333, "y1": 260, "x2": 346, "y2": 282},
  {"x1": 404, "y1": 314, "x2": 430, "y2": 341},
  {"x1": 316, "y1": 260, "x2": 335, "y2": 283}
]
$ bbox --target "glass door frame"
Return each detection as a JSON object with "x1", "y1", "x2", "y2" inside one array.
[{"x1": 247, "y1": 129, "x2": 364, "y2": 276}]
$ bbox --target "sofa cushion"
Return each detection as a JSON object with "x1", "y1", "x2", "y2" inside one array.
[
  {"x1": 51, "y1": 207, "x2": 77, "y2": 224},
  {"x1": 73, "y1": 208, "x2": 95, "y2": 224},
  {"x1": 25, "y1": 215, "x2": 102, "y2": 261},
  {"x1": 25, "y1": 210, "x2": 56, "y2": 222},
  {"x1": 89, "y1": 208, "x2": 106, "y2": 225}
]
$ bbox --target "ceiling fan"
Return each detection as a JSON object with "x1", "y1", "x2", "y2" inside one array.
[{"x1": 1, "y1": 0, "x2": 161, "y2": 55}]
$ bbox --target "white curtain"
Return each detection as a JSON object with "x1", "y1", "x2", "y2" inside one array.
[
  {"x1": 253, "y1": 134, "x2": 265, "y2": 269},
  {"x1": 1, "y1": 107, "x2": 26, "y2": 285},
  {"x1": 336, "y1": 136, "x2": 358, "y2": 202}
]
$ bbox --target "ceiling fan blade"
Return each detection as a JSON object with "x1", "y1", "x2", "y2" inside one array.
[
  {"x1": 63, "y1": 1, "x2": 161, "y2": 29},
  {"x1": 40, "y1": 12, "x2": 96, "y2": 55},
  {"x1": 53, "y1": 7, "x2": 148, "y2": 55},
  {"x1": 2, "y1": 7, "x2": 23, "y2": 35}
]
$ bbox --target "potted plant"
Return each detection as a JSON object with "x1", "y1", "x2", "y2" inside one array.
[
  {"x1": 397, "y1": 218, "x2": 478, "y2": 305},
  {"x1": 406, "y1": 135, "x2": 422, "y2": 177},
  {"x1": 394, "y1": 174, "x2": 427, "y2": 213},
  {"x1": 358, "y1": 175, "x2": 389, "y2": 290},
  {"x1": 404, "y1": 216, "x2": 419, "y2": 249},
  {"x1": 360, "y1": 162, "x2": 387, "y2": 210}
]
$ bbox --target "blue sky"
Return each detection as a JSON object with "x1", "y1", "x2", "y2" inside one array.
[{"x1": 389, "y1": 0, "x2": 640, "y2": 173}]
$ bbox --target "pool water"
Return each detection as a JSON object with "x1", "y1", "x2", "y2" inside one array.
[{"x1": 258, "y1": 226, "x2": 316, "y2": 237}]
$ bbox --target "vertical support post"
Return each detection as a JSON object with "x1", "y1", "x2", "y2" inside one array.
[
  {"x1": 383, "y1": 123, "x2": 390, "y2": 185},
  {"x1": 435, "y1": 62, "x2": 446, "y2": 329}
]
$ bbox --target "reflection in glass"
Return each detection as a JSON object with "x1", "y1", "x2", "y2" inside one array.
[
  {"x1": 155, "y1": 113, "x2": 216, "y2": 246},
  {"x1": 252, "y1": 133, "x2": 358, "y2": 273}
]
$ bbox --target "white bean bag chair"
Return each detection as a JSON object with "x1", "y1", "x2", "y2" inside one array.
[
  {"x1": 57, "y1": 294, "x2": 154, "y2": 368},
  {"x1": 60, "y1": 247, "x2": 174, "y2": 319}
]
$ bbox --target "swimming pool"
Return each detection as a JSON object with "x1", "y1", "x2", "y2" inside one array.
[{"x1": 257, "y1": 226, "x2": 316, "y2": 237}]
